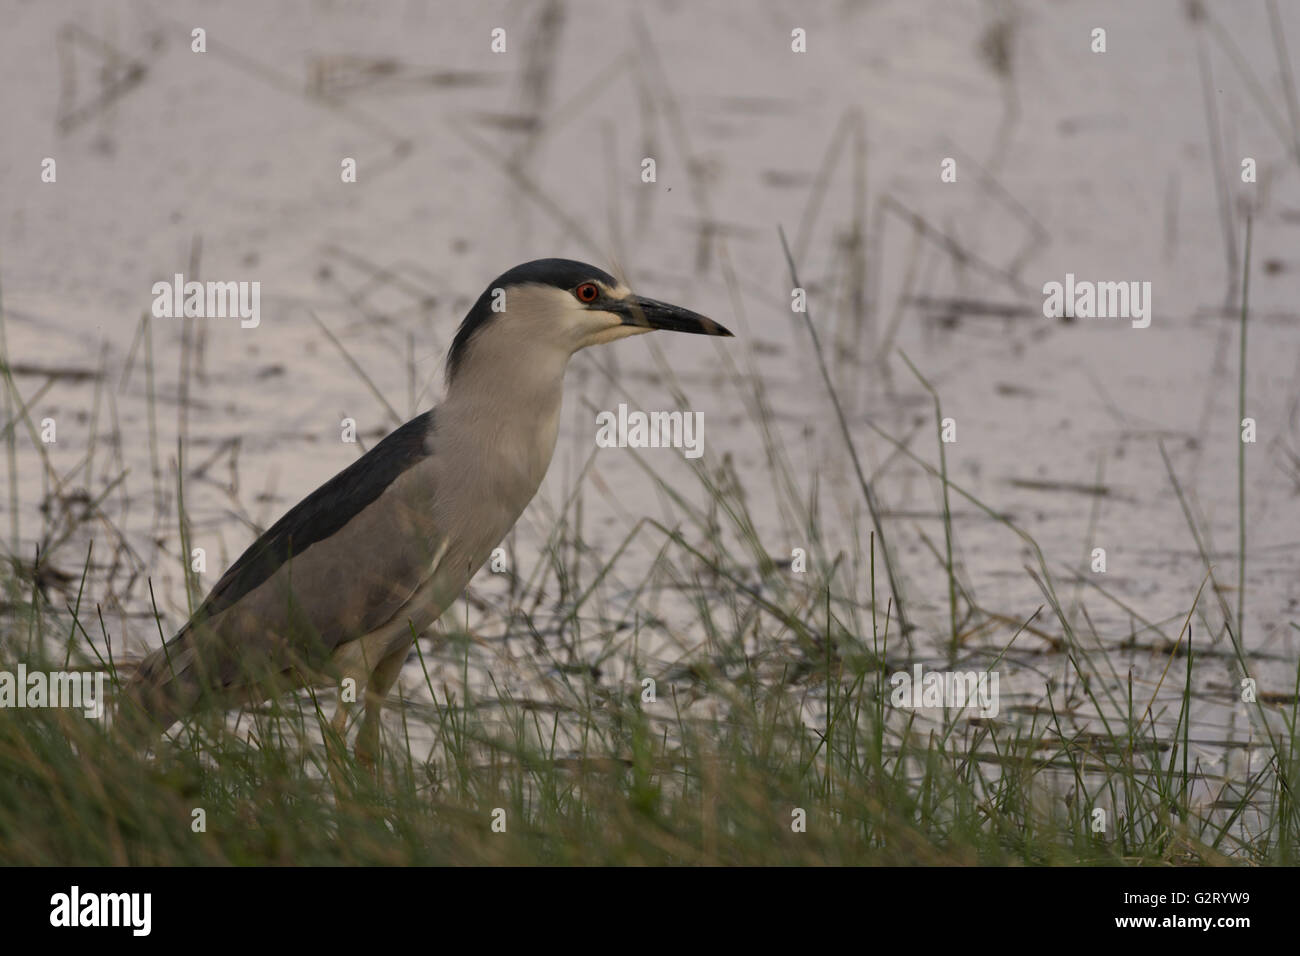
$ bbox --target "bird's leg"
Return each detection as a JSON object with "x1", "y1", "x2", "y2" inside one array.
[
  {"x1": 355, "y1": 644, "x2": 409, "y2": 773},
  {"x1": 325, "y1": 698, "x2": 353, "y2": 797},
  {"x1": 329, "y1": 694, "x2": 351, "y2": 740},
  {"x1": 324, "y1": 666, "x2": 365, "y2": 796}
]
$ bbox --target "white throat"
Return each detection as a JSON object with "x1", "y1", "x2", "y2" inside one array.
[{"x1": 440, "y1": 329, "x2": 569, "y2": 504}]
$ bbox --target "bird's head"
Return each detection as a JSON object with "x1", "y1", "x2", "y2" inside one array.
[{"x1": 446, "y1": 258, "x2": 732, "y2": 385}]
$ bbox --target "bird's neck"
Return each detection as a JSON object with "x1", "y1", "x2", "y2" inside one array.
[{"x1": 439, "y1": 341, "x2": 570, "y2": 494}]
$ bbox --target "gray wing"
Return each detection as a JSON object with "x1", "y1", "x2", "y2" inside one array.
[
  {"x1": 125, "y1": 410, "x2": 441, "y2": 725},
  {"x1": 195, "y1": 409, "x2": 436, "y2": 624}
]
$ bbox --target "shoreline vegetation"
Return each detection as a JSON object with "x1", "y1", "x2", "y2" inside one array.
[{"x1": 1, "y1": 222, "x2": 1294, "y2": 866}]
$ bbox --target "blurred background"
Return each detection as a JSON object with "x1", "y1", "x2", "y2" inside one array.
[{"x1": 1, "y1": 0, "x2": 1298, "y2": 848}]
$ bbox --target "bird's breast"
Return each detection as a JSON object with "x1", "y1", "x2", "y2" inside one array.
[{"x1": 423, "y1": 400, "x2": 560, "y2": 588}]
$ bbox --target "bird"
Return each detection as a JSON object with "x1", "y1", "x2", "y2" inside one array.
[{"x1": 120, "y1": 258, "x2": 733, "y2": 769}]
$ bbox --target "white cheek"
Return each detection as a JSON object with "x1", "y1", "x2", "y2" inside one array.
[{"x1": 583, "y1": 323, "x2": 651, "y2": 348}]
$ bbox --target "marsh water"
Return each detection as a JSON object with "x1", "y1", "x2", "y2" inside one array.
[{"x1": 2, "y1": 1, "x2": 1298, "y2": 830}]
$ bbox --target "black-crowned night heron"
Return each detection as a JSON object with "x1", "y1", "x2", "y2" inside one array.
[{"x1": 121, "y1": 258, "x2": 732, "y2": 767}]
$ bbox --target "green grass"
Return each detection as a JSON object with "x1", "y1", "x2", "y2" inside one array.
[{"x1": 0, "y1": 546, "x2": 1292, "y2": 865}]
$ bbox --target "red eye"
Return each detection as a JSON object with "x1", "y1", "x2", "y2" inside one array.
[{"x1": 575, "y1": 283, "x2": 599, "y2": 303}]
